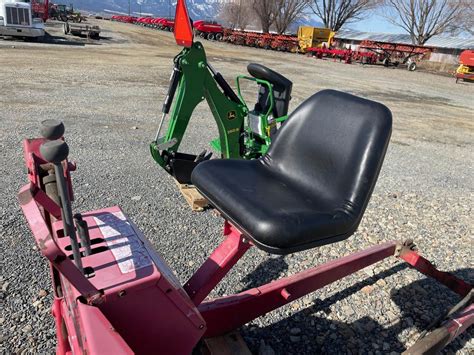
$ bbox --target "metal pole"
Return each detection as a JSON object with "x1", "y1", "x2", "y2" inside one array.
[
  {"x1": 237, "y1": 0, "x2": 241, "y2": 30},
  {"x1": 128, "y1": 0, "x2": 131, "y2": 16}
]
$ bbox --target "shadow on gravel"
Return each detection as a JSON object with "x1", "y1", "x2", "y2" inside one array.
[
  {"x1": 241, "y1": 263, "x2": 473, "y2": 354},
  {"x1": 239, "y1": 256, "x2": 288, "y2": 291},
  {"x1": 391, "y1": 267, "x2": 473, "y2": 354},
  {"x1": 41, "y1": 32, "x2": 86, "y2": 46},
  {"x1": 41, "y1": 32, "x2": 106, "y2": 46}
]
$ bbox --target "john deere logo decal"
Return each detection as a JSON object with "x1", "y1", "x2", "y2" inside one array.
[{"x1": 227, "y1": 111, "x2": 236, "y2": 120}]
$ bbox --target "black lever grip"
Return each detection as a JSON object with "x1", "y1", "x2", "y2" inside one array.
[
  {"x1": 40, "y1": 120, "x2": 65, "y2": 140},
  {"x1": 40, "y1": 140, "x2": 69, "y2": 164}
]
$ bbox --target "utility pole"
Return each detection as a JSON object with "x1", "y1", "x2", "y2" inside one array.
[
  {"x1": 128, "y1": 0, "x2": 131, "y2": 16},
  {"x1": 237, "y1": 0, "x2": 242, "y2": 30}
]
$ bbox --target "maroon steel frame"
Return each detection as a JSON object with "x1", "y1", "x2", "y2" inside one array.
[{"x1": 19, "y1": 137, "x2": 473, "y2": 354}]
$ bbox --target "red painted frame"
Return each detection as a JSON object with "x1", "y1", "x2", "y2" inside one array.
[{"x1": 19, "y1": 136, "x2": 473, "y2": 353}]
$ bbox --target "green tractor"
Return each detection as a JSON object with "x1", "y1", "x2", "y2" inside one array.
[
  {"x1": 150, "y1": 4, "x2": 293, "y2": 184},
  {"x1": 49, "y1": 3, "x2": 82, "y2": 23}
]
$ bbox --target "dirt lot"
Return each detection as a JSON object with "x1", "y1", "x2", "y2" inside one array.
[{"x1": 1, "y1": 19, "x2": 473, "y2": 354}]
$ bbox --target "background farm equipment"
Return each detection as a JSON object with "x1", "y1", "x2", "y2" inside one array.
[
  {"x1": 298, "y1": 26, "x2": 335, "y2": 53},
  {"x1": 307, "y1": 46, "x2": 379, "y2": 65},
  {"x1": 307, "y1": 47, "x2": 354, "y2": 63},
  {"x1": 359, "y1": 40, "x2": 432, "y2": 71},
  {"x1": 63, "y1": 21, "x2": 99, "y2": 39},
  {"x1": 194, "y1": 20, "x2": 223, "y2": 40},
  {"x1": 222, "y1": 30, "x2": 299, "y2": 52},
  {"x1": 455, "y1": 50, "x2": 474, "y2": 83},
  {"x1": 159, "y1": 17, "x2": 174, "y2": 31},
  {"x1": 31, "y1": 0, "x2": 49, "y2": 22},
  {"x1": 111, "y1": 15, "x2": 137, "y2": 24},
  {"x1": 49, "y1": 3, "x2": 83, "y2": 23}
]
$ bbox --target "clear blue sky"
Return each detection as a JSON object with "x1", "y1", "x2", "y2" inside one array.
[{"x1": 348, "y1": 14, "x2": 405, "y2": 33}]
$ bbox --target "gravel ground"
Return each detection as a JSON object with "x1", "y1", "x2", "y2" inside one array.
[{"x1": 0, "y1": 20, "x2": 473, "y2": 354}]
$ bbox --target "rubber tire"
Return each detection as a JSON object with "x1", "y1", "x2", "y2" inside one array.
[
  {"x1": 383, "y1": 58, "x2": 390, "y2": 67},
  {"x1": 408, "y1": 62, "x2": 417, "y2": 71},
  {"x1": 207, "y1": 33, "x2": 215, "y2": 41},
  {"x1": 215, "y1": 33, "x2": 223, "y2": 41}
]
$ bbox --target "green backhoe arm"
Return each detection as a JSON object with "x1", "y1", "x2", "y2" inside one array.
[{"x1": 150, "y1": 41, "x2": 247, "y2": 183}]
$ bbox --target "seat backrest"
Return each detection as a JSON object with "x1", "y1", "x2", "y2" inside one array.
[
  {"x1": 247, "y1": 63, "x2": 293, "y2": 118},
  {"x1": 264, "y1": 89, "x2": 392, "y2": 218}
]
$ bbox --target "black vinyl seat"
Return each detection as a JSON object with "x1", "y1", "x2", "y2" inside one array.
[{"x1": 192, "y1": 90, "x2": 392, "y2": 255}]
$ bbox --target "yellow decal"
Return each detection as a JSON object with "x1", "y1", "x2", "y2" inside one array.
[{"x1": 227, "y1": 111, "x2": 237, "y2": 120}]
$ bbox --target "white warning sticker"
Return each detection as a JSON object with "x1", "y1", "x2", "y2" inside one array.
[{"x1": 93, "y1": 211, "x2": 152, "y2": 274}]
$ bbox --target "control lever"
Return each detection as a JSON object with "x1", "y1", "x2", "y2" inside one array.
[
  {"x1": 74, "y1": 214, "x2": 92, "y2": 257},
  {"x1": 40, "y1": 140, "x2": 83, "y2": 273},
  {"x1": 40, "y1": 120, "x2": 65, "y2": 220}
]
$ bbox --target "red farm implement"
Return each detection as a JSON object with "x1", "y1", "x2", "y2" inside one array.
[
  {"x1": 307, "y1": 47, "x2": 355, "y2": 63},
  {"x1": 111, "y1": 15, "x2": 137, "y2": 24},
  {"x1": 455, "y1": 50, "x2": 474, "y2": 83},
  {"x1": 223, "y1": 28, "x2": 245, "y2": 45},
  {"x1": 159, "y1": 18, "x2": 174, "y2": 31},
  {"x1": 20, "y1": 102, "x2": 473, "y2": 355},
  {"x1": 242, "y1": 31, "x2": 261, "y2": 47},
  {"x1": 194, "y1": 20, "x2": 224, "y2": 41},
  {"x1": 359, "y1": 40, "x2": 433, "y2": 71},
  {"x1": 307, "y1": 47, "x2": 379, "y2": 65},
  {"x1": 223, "y1": 30, "x2": 299, "y2": 52},
  {"x1": 17, "y1": 1, "x2": 472, "y2": 354},
  {"x1": 270, "y1": 34, "x2": 299, "y2": 52}
]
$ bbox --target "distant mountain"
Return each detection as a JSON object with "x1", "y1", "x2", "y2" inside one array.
[
  {"x1": 289, "y1": 17, "x2": 324, "y2": 33},
  {"x1": 75, "y1": 0, "x2": 222, "y2": 19},
  {"x1": 76, "y1": 1, "x2": 324, "y2": 33}
]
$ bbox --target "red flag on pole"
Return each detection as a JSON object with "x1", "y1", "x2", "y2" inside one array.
[{"x1": 174, "y1": 0, "x2": 194, "y2": 47}]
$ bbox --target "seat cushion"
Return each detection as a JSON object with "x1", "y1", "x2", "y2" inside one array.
[
  {"x1": 192, "y1": 90, "x2": 392, "y2": 255},
  {"x1": 192, "y1": 159, "x2": 356, "y2": 254}
]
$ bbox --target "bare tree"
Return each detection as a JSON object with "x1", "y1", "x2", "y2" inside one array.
[
  {"x1": 253, "y1": 0, "x2": 277, "y2": 33},
  {"x1": 274, "y1": 0, "x2": 311, "y2": 34},
  {"x1": 310, "y1": 0, "x2": 380, "y2": 31},
  {"x1": 219, "y1": 0, "x2": 254, "y2": 30},
  {"x1": 446, "y1": 0, "x2": 474, "y2": 36},
  {"x1": 383, "y1": 0, "x2": 466, "y2": 44},
  {"x1": 238, "y1": 0, "x2": 255, "y2": 30},
  {"x1": 220, "y1": 2, "x2": 240, "y2": 29}
]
